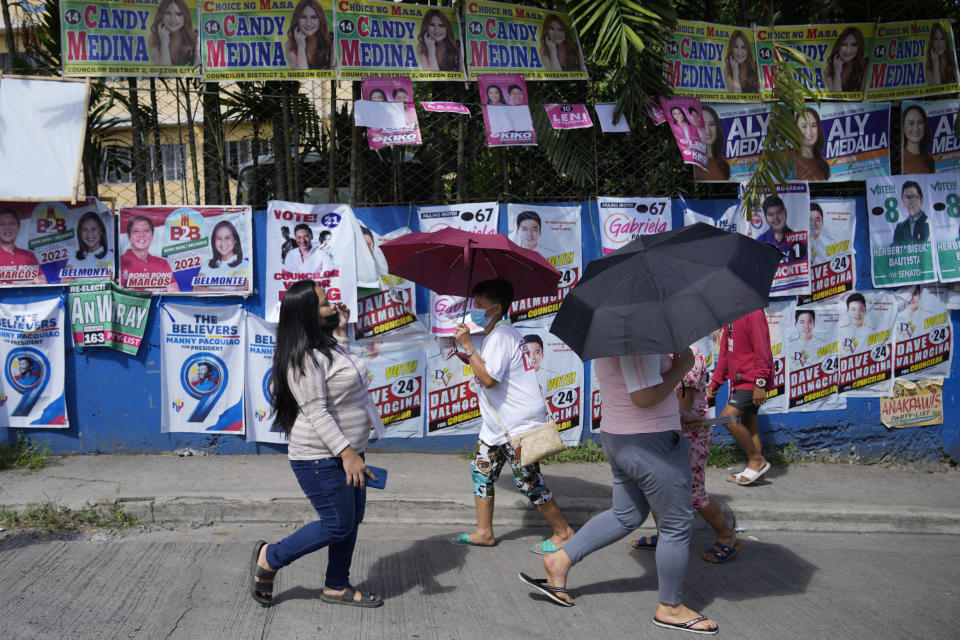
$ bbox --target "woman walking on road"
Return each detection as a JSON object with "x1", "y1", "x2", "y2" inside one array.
[
  {"x1": 250, "y1": 279, "x2": 383, "y2": 608},
  {"x1": 449, "y1": 279, "x2": 575, "y2": 555}
]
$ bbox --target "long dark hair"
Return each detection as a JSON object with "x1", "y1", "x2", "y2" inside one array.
[
  {"x1": 417, "y1": 9, "x2": 461, "y2": 71},
  {"x1": 286, "y1": 0, "x2": 332, "y2": 68},
  {"x1": 270, "y1": 280, "x2": 337, "y2": 435},
  {"x1": 701, "y1": 105, "x2": 730, "y2": 179},
  {"x1": 926, "y1": 23, "x2": 957, "y2": 86},
  {"x1": 208, "y1": 220, "x2": 243, "y2": 269},
  {"x1": 797, "y1": 107, "x2": 830, "y2": 180},
  {"x1": 902, "y1": 105, "x2": 934, "y2": 173},
  {"x1": 75, "y1": 211, "x2": 109, "y2": 261},
  {"x1": 825, "y1": 27, "x2": 866, "y2": 92},
  {"x1": 149, "y1": 0, "x2": 197, "y2": 65}
]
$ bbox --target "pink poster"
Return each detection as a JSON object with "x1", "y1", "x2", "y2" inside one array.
[
  {"x1": 421, "y1": 101, "x2": 470, "y2": 115},
  {"x1": 644, "y1": 98, "x2": 666, "y2": 125},
  {"x1": 660, "y1": 97, "x2": 708, "y2": 169},
  {"x1": 478, "y1": 74, "x2": 537, "y2": 147},
  {"x1": 361, "y1": 77, "x2": 422, "y2": 150},
  {"x1": 544, "y1": 104, "x2": 593, "y2": 130}
]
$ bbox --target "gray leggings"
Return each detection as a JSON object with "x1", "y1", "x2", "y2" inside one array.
[{"x1": 562, "y1": 430, "x2": 694, "y2": 605}]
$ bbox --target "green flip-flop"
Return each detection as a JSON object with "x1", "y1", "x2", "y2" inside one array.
[
  {"x1": 449, "y1": 533, "x2": 496, "y2": 547},
  {"x1": 530, "y1": 539, "x2": 560, "y2": 554}
]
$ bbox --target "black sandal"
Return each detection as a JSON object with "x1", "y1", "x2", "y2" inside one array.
[
  {"x1": 320, "y1": 586, "x2": 384, "y2": 608},
  {"x1": 250, "y1": 541, "x2": 277, "y2": 606}
]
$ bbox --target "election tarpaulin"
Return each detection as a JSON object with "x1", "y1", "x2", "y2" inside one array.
[
  {"x1": 425, "y1": 339, "x2": 481, "y2": 436},
  {"x1": 416, "y1": 202, "x2": 499, "y2": 335},
  {"x1": 694, "y1": 103, "x2": 768, "y2": 183},
  {"x1": 880, "y1": 378, "x2": 944, "y2": 428},
  {"x1": 589, "y1": 364, "x2": 601, "y2": 431},
  {"x1": 837, "y1": 290, "x2": 896, "y2": 398},
  {"x1": 336, "y1": 1, "x2": 465, "y2": 80},
  {"x1": 866, "y1": 175, "x2": 937, "y2": 287},
  {"x1": 354, "y1": 339, "x2": 425, "y2": 438},
  {"x1": 0, "y1": 199, "x2": 114, "y2": 287},
  {"x1": 60, "y1": 0, "x2": 200, "y2": 76},
  {"x1": 355, "y1": 227, "x2": 424, "y2": 340},
  {"x1": 596, "y1": 197, "x2": 672, "y2": 255},
  {"x1": 544, "y1": 104, "x2": 593, "y2": 130},
  {"x1": 927, "y1": 175, "x2": 960, "y2": 282},
  {"x1": 160, "y1": 302, "x2": 244, "y2": 434},
  {"x1": 507, "y1": 203, "x2": 581, "y2": 327},
  {"x1": 683, "y1": 200, "x2": 741, "y2": 235},
  {"x1": 244, "y1": 313, "x2": 285, "y2": 445},
  {"x1": 266, "y1": 201, "x2": 374, "y2": 322},
  {"x1": 479, "y1": 74, "x2": 537, "y2": 147},
  {"x1": 901, "y1": 100, "x2": 960, "y2": 174},
  {"x1": 202, "y1": 0, "x2": 335, "y2": 81},
  {"x1": 68, "y1": 281, "x2": 151, "y2": 355},
  {"x1": 793, "y1": 102, "x2": 890, "y2": 182},
  {"x1": 865, "y1": 20, "x2": 960, "y2": 101},
  {"x1": 644, "y1": 98, "x2": 666, "y2": 126},
  {"x1": 739, "y1": 182, "x2": 811, "y2": 297},
  {"x1": 0, "y1": 297, "x2": 67, "y2": 428},
  {"x1": 516, "y1": 327, "x2": 583, "y2": 446},
  {"x1": 420, "y1": 101, "x2": 470, "y2": 115},
  {"x1": 759, "y1": 300, "x2": 790, "y2": 415},
  {"x1": 755, "y1": 24, "x2": 874, "y2": 101},
  {"x1": 464, "y1": 2, "x2": 586, "y2": 81},
  {"x1": 802, "y1": 198, "x2": 857, "y2": 304},
  {"x1": 664, "y1": 21, "x2": 761, "y2": 102},
  {"x1": 660, "y1": 97, "x2": 708, "y2": 170},
  {"x1": 118, "y1": 205, "x2": 253, "y2": 294},
  {"x1": 361, "y1": 77, "x2": 422, "y2": 149},
  {"x1": 786, "y1": 301, "x2": 845, "y2": 412},
  {"x1": 893, "y1": 285, "x2": 951, "y2": 380}
]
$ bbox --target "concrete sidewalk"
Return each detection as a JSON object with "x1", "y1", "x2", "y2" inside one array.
[{"x1": 1, "y1": 452, "x2": 959, "y2": 534}]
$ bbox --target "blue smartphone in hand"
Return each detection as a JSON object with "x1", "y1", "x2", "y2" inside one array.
[{"x1": 365, "y1": 465, "x2": 388, "y2": 490}]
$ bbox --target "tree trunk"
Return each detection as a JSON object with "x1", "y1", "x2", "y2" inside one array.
[
  {"x1": 456, "y1": 117, "x2": 466, "y2": 202},
  {"x1": 126, "y1": 79, "x2": 148, "y2": 204},
  {"x1": 349, "y1": 83, "x2": 361, "y2": 203},
  {"x1": 267, "y1": 81, "x2": 287, "y2": 201},
  {"x1": 328, "y1": 79, "x2": 337, "y2": 203},
  {"x1": 1, "y1": 0, "x2": 18, "y2": 66},
  {"x1": 202, "y1": 82, "x2": 225, "y2": 204},
  {"x1": 149, "y1": 78, "x2": 166, "y2": 205},
  {"x1": 181, "y1": 80, "x2": 201, "y2": 202},
  {"x1": 291, "y1": 83, "x2": 301, "y2": 201}
]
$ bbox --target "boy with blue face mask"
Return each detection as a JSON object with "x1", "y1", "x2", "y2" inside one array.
[{"x1": 449, "y1": 278, "x2": 574, "y2": 554}]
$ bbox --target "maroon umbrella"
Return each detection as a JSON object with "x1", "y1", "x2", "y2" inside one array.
[{"x1": 379, "y1": 227, "x2": 561, "y2": 298}]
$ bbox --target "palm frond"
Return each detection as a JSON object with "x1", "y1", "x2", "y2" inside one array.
[{"x1": 531, "y1": 106, "x2": 596, "y2": 189}]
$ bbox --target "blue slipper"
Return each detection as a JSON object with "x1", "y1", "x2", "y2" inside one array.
[
  {"x1": 530, "y1": 539, "x2": 560, "y2": 554},
  {"x1": 449, "y1": 533, "x2": 495, "y2": 547},
  {"x1": 702, "y1": 541, "x2": 740, "y2": 564},
  {"x1": 631, "y1": 534, "x2": 658, "y2": 550}
]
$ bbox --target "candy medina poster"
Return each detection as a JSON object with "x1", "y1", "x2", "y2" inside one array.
[{"x1": 664, "y1": 20, "x2": 761, "y2": 102}]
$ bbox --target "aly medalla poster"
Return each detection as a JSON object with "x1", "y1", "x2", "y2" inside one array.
[
  {"x1": 160, "y1": 301, "x2": 244, "y2": 434},
  {"x1": 0, "y1": 297, "x2": 67, "y2": 428}
]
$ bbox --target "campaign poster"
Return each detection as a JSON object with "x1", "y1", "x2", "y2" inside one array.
[
  {"x1": 507, "y1": 204, "x2": 580, "y2": 327},
  {"x1": 0, "y1": 199, "x2": 114, "y2": 287},
  {"x1": 336, "y1": 1, "x2": 465, "y2": 80},
  {"x1": 421, "y1": 101, "x2": 470, "y2": 115},
  {"x1": 202, "y1": 0, "x2": 335, "y2": 81},
  {"x1": 836, "y1": 290, "x2": 896, "y2": 398},
  {"x1": 793, "y1": 102, "x2": 890, "y2": 182},
  {"x1": 786, "y1": 301, "x2": 845, "y2": 412},
  {"x1": 865, "y1": 20, "x2": 960, "y2": 101},
  {"x1": 244, "y1": 313, "x2": 286, "y2": 445},
  {"x1": 354, "y1": 339, "x2": 425, "y2": 438},
  {"x1": 597, "y1": 197, "x2": 671, "y2": 255},
  {"x1": 738, "y1": 182, "x2": 810, "y2": 297},
  {"x1": 927, "y1": 175, "x2": 960, "y2": 282},
  {"x1": 802, "y1": 198, "x2": 857, "y2": 304},
  {"x1": 118, "y1": 205, "x2": 253, "y2": 295},
  {"x1": 755, "y1": 24, "x2": 874, "y2": 101},
  {"x1": 463, "y1": 2, "x2": 586, "y2": 80},
  {"x1": 266, "y1": 201, "x2": 374, "y2": 322},
  {"x1": 479, "y1": 74, "x2": 537, "y2": 147},
  {"x1": 866, "y1": 175, "x2": 937, "y2": 287},
  {"x1": 660, "y1": 97, "x2": 708, "y2": 170},
  {"x1": 68, "y1": 281, "x2": 151, "y2": 355},
  {"x1": 901, "y1": 100, "x2": 960, "y2": 174},
  {"x1": 664, "y1": 20, "x2": 761, "y2": 102},
  {"x1": 695, "y1": 103, "x2": 768, "y2": 183},
  {"x1": 160, "y1": 302, "x2": 244, "y2": 434},
  {"x1": 589, "y1": 364, "x2": 601, "y2": 432},
  {"x1": 893, "y1": 285, "x2": 952, "y2": 380},
  {"x1": 60, "y1": 0, "x2": 200, "y2": 77},
  {"x1": 758, "y1": 300, "x2": 790, "y2": 415},
  {"x1": 683, "y1": 200, "x2": 741, "y2": 235},
  {"x1": 880, "y1": 378, "x2": 944, "y2": 428},
  {"x1": 0, "y1": 298, "x2": 67, "y2": 428},
  {"x1": 517, "y1": 327, "x2": 583, "y2": 446},
  {"x1": 416, "y1": 202, "x2": 499, "y2": 335},
  {"x1": 355, "y1": 226, "x2": 423, "y2": 340},
  {"x1": 361, "y1": 77, "x2": 422, "y2": 149},
  {"x1": 644, "y1": 98, "x2": 666, "y2": 126},
  {"x1": 425, "y1": 340, "x2": 481, "y2": 436},
  {"x1": 544, "y1": 104, "x2": 593, "y2": 130}
]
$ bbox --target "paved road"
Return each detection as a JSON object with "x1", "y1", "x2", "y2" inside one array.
[{"x1": 1, "y1": 522, "x2": 956, "y2": 639}]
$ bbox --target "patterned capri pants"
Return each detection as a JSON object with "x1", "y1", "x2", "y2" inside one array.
[{"x1": 471, "y1": 439, "x2": 553, "y2": 507}]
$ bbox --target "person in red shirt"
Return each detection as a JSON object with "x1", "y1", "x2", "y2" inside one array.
[
  {"x1": 0, "y1": 208, "x2": 46, "y2": 285},
  {"x1": 120, "y1": 216, "x2": 179, "y2": 292},
  {"x1": 707, "y1": 309, "x2": 773, "y2": 486}
]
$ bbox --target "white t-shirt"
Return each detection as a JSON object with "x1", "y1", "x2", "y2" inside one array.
[
  {"x1": 475, "y1": 323, "x2": 549, "y2": 446},
  {"x1": 197, "y1": 257, "x2": 251, "y2": 288},
  {"x1": 62, "y1": 248, "x2": 114, "y2": 278},
  {"x1": 283, "y1": 246, "x2": 333, "y2": 277}
]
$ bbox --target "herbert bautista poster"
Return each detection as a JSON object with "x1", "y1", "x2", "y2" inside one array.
[
  {"x1": 0, "y1": 297, "x2": 67, "y2": 428},
  {"x1": 160, "y1": 302, "x2": 244, "y2": 434}
]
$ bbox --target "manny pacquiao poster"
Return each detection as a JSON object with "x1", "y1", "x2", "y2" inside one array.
[
  {"x1": 507, "y1": 203, "x2": 581, "y2": 327},
  {"x1": 0, "y1": 296, "x2": 67, "y2": 428},
  {"x1": 425, "y1": 339, "x2": 482, "y2": 436},
  {"x1": 354, "y1": 339, "x2": 426, "y2": 439},
  {"x1": 160, "y1": 302, "x2": 244, "y2": 434},
  {"x1": 245, "y1": 313, "x2": 286, "y2": 445},
  {"x1": 738, "y1": 182, "x2": 811, "y2": 297},
  {"x1": 516, "y1": 327, "x2": 583, "y2": 446}
]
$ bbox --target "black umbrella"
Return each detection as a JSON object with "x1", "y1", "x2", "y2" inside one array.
[{"x1": 549, "y1": 223, "x2": 783, "y2": 360}]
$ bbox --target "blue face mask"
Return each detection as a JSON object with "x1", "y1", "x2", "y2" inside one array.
[{"x1": 470, "y1": 306, "x2": 494, "y2": 328}]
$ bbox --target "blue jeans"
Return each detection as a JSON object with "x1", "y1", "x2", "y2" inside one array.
[{"x1": 265, "y1": 457, "x2": 366, "y2": 590}]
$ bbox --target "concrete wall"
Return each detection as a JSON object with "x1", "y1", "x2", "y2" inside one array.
[{"x1": 2, "y1": 200, "x2": 957, "y2": 463}]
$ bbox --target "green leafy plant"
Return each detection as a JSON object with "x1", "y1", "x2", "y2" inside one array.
[
  {"x1": 0, "y1": 502, "x2": 138, "y2": 532},
  {"x1": 542, "y1": 439, "x2": 607, "y2": 464},
  {"x1": 0, "y1": 432, "x2": 51, "y2": 473}
]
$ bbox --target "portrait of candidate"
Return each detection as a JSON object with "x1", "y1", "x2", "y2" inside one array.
[
  {"x1": 901, "y1": 105, "x2": 934, "y2": 174},
  {"x1": 809, "y1": 203, "x2": 826, "y2": 265},
  {"x1": 13, "y1": 355, "x2": 41, "y2": 387},
  {"x1": 823, "y1": 27, "x2": 867, "y2": 93},
  {"x1": 723, "y1": 30, "x2": 758, "y2": 93},
  {"x1": 926, "y1": 23, "x2": 957, "y2": 87},
  {"x1": 416, "y1": 9, "x2": 462, "y2": 72},
  {"x1": 892, "y1": 181, "x2": 929, "y2": 247},
  {"x1": 841, "y1": 293, "x2": 870, "y2": 354},
  {"x1": 148, "y1": 0, "x2": 199, "y2": 66},
  {"x1": 282, "y1": 223, "x2": 334, "y2": 277},
  {"x1": 794, "y1": 107, "x2": 830, "y2": 182},
  {"x1": 120, "y1": 215, "x2": 179, "y2": 292},
  {"x1": 756, "y1": 196, "x2": 800, "y2": 260},
  {"x1": 694, "y1": 106, "x2": 730, "y2": 181},
  {"x1": 190, "y1": 362, "x2": 219, "y2": 392},
  {"x1": 0, "y1": 208, "x2": 46, "y2": 285},
  {"x1": 523, "y1": 334, "x2": 544, "y2": 373},
  {"x1": 285, "y1": 0, "x2": 333, "y2": 69},
  {"x1": 539, "y1": 14, "x2": 581, "y2": 72}
]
